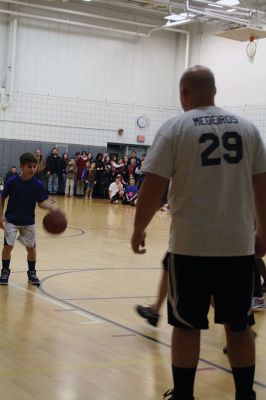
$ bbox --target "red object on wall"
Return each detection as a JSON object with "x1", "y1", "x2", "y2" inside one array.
[
  {"x1": 137, "y1": 135, "x2": 145, "y2": 143},
  {"x1": 118, "y1": 128, "x2": 124, "y2": 135}
]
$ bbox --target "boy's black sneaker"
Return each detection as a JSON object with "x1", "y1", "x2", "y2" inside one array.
[
  {"x1": 0, "y1": 268, "x2": 10, "y2": 285},
  {"x1": 163, "y1": 389, "x2": 173, "y2": 399},
  {"x1": 135, "y1": 305, "x2": 160, "y2": 327},
  {"x1": 236, "y1": 390, "x2": 256, "y2": 400},
  {"x1": 163, "y1": 389, "x2": 194, "y2": 400},
  {"x1": 27, "y1": 270, "x2": 40, "y2": 286}
]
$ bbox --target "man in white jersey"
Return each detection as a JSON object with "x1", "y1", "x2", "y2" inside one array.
[{"x1": 131, "y1": 65, "x2": 266, "y2": 400}]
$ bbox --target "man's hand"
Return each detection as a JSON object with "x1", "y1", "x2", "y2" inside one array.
[
  {"x1": 0, "y1": 216, "x2": 5, "y2": 230},
  {"x1": 131, "y1": 230, "x2": 146, "y2": 254}
]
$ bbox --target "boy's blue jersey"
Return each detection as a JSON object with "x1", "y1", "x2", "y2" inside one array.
[{"x1": 1, "y1": 175, "x2": 48, "y2": 226}]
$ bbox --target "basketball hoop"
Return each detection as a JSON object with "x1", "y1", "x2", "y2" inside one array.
[{"x1": 246, "y1": 35, "x2": 257, "y2": 63}]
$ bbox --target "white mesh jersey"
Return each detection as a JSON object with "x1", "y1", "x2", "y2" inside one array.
[{"x1": 143, "y1": 106, "x2": 266, "y2": 256}]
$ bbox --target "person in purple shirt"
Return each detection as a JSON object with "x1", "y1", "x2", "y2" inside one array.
[
  {"x1": 0, "y1": 153, "x2": 63, "y2": 286},
  {"x1": 123, "y1": 177, "x2": 139, "y2": 206}
]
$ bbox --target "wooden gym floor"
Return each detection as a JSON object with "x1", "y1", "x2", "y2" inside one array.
[{"x1": 0, "y1": 196, "x2": 265, "y2": 400}]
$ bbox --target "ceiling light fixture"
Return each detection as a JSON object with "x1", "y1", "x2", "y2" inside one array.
[
  {"x1": 207, "y1": 3, "x2": 223, "y2": 8},
  {"x1": 164, "y1": 18, "x2": 192, "y2": 27},
  {"x1": 217, "y1": 0, "x2": 240, "y2": 6},
  {"x1": 165, "y1": 12, "x2": 194, "y2": 21}
]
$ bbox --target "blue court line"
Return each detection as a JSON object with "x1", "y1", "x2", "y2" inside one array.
[{"x1": 38, "y1": 268, "x2": 266, "y2": 390}]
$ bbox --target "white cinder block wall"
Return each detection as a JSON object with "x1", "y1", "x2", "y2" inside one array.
[
  {"x1": 0, "y1": 13, "x2": 266, "y2": 146},
  {"x1": 0, "y1": 16, "x2": 184, "y2": 147}
]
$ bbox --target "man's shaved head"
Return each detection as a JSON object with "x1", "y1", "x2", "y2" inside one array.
[{"x1": 179, "y1": 65, "x2": 216, "y2": 111}]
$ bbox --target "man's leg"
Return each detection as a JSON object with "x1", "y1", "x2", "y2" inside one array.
[
  {"x1": 225, "y1": 324, "x2": 256, "y2": 400},
  {"x1": 53, "y1": 174, "x2": 59, "y2": 193},
  {"x1": 171, "y1": 327, "x2": 199, "y2": 400},
  {"x1": 153, "y1": 268, "x2": 168, "y2": 313},
  {"x1": 48, "y1": 175, "x2": 53, "y2": 193}
]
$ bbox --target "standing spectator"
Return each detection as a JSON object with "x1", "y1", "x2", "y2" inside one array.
[
  {"x1": 76, "y1": 151, "x2": 88, "y2": 196},
  {"x1": 122, "y1": 155, "x2": 129, "y2": 184},
  {"x1": 65, "y1": 158, "x2": 77, "y2": 197},
  {"x1": 141, "y1": 153, "x2": 146, "y2": 163},
  {"x1": 87, "y1": 152, "x2": 94, "y2": 164},
  {"x1": 34, "y1": 149, "x2": 46, "y2": 181},
  {"x1": 81, "y1": 160, "x2": 91, "y2": 193},
  {"x1": 86, "y1": 162, "x2": 96, "y2": 200},
  {"x1": 4, "y1": 166, "x2": 18, "y2": 185},
  {"x1": 46, "y1": 148, "x2": 61, "y2": 194},
  {"x1": 129, "y1": 150, "x2": 141, "y2": 167},
  {"x1": 59, "y1": 153, "x2": 69, "y2": 194},
  {"x1": 103, "y1": 155, "x2": 111, "y2": 198},
  {"x1": 94, "y1": 153, "x2": 105, "y2": 198},
  {"x1": 135, "y1": 160, "x2": 145, "y2": 188},
  {"x1": 110, "y1": 155, "x2": 124, "y2": 181},
  {"x1": 131, "y1": 65, "x2": 266, "y2": 400},
  {"x1": 128, "y1": 158, "x2": 137, "y2": 179}
]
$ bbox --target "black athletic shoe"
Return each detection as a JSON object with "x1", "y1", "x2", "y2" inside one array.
[
  {"x1": 27, "y1": 270, "x2": 40, "y2": 286},
  {"x1": 163, "y1": 389, "x2": 173, "y2": 399},
  {"x1": 262, "y1": 283, "x2": 266, "y2": 293},
  {"x1": 235, "y1": 390, "x2": 256, "y2": 400},
  {"x1": 163, "y1": 389, "x2": 194, "y2": 400},
  {"x1": 0, "y1": 268, "x2": 10, "y2": 285},
  {"x1": 135, "y1": 305, "x2": 160, "y2": 327}
]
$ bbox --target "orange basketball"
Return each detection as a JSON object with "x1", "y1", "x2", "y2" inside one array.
[{"x1": 43, "y1": 210, "x2": 67, "y2": 234}]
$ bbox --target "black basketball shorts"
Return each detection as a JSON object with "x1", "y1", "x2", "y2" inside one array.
[{"x1": 167, "y1": 253, "x2": 255, "y2": 331}]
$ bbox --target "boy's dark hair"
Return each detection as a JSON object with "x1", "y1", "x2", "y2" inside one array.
[{"x1": 20, "y1": 153, "x2": 37, "y2": 165}]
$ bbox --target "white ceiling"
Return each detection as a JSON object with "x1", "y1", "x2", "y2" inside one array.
[
  {"x1": 0, "y1": 0, "x2": 265, "y2": 35},
  {"x1": 50, "y1": 0, "x2": 266, "y2": 28}
]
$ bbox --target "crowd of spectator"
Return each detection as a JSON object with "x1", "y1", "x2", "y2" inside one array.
[{"x1": 1, "y1": 148, "x2": 146, "y2": 205}]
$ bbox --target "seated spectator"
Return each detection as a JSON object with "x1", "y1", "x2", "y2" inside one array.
[
  {"x1": 5, "y1": 166, "x2": 18, "y2": 184},
  {"x1": 123, "y1": 177, "x2": 138, "y2": 206},
  {"x1": 109, "y1": 175, "x2": 124, "y2": 203}
]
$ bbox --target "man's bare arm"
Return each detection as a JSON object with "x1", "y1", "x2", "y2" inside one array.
[
  {"x1": 253, "y1": 172, "x2": 266, "y2": 257},
  {"x1": 131, "y1": 173, "x2": 169, "y2": 254}
]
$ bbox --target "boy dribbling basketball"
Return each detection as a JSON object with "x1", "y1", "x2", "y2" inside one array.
[{"x1": 0, "y1": 152, "x2": 63, "y2": 286}]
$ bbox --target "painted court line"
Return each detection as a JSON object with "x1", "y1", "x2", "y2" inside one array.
[
  {"x1": 9, "y1": 282, "x2": 102, "y2": 324},
  {"x1": 39, "y1": 269, "x2": 266, "y2": 390},
  {"x1": 74, "y1": 310, "x2": 103, "y2": 323}
]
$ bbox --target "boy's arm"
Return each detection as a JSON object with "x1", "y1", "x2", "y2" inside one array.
[
  {"x1": 0, "y1": 196, "x2": 6, "y2": 229},
  {"x1": 38, "y1": 199, "x2": 60, "y2": 213}
]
